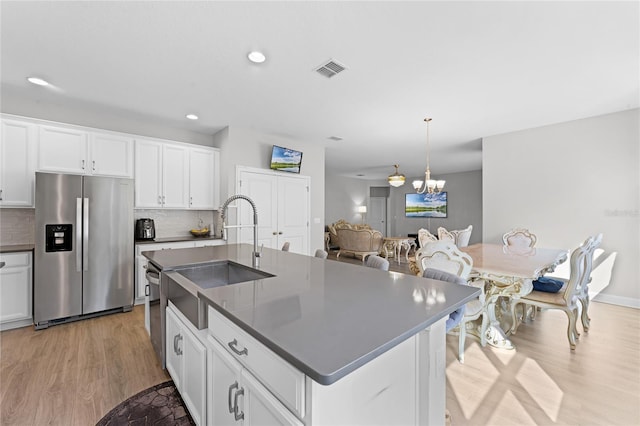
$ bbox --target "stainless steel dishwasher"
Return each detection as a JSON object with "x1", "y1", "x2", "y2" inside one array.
[{"x1": 145, "y1": 261, "x2": 164, "y2": 368}]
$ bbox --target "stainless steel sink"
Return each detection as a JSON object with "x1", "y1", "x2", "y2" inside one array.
[
  {"x1": 176, "y1": 260, "x2": 275, "y2": 289},
  {"x1": 165, "y1": 261, "x2": 275, "y2": 329}
]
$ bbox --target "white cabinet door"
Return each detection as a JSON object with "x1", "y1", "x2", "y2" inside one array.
[
  {"x1": 189, "y1": 147, "x2": 216, "y2": 209},
  {"x1": 182, "y1": 325, "x2": 207, "y2": 426},
  {"x1": 208, "y1": 336, "x2": 244, "y2": 425},
  {"x1": 0, "y1": 252, "x2": 32, "y2": 325},
  {"x1": 89, "y1": 132, "x2": 134, "y2": 177},
  {"x1": 0, "y1": 119, "x2": 35, "y2": 207},
  {"x1": 38, "y1": 125, "x2": 88, "y2": 174},
  {"x1": 166, "y1": 306, "x2": 184, "y2": 391},
  {"x1": 162, "y1": 144, "x2": 189, "y2": 208},
  {"x1": 242, "y1": 370, "x2": 303, "y2": 426},
  {"x1": 134, "y1": 139, "x2": 163, "y2": 208},
  {"x1": 167, "y1": 304, "x2": 207, "y2": 426}
]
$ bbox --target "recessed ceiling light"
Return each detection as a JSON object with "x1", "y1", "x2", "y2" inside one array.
[
  {"x1": 186, "y1": 114, "x2": 198, "y2": 120},
  {"x1": 247, "y1": 51, "x2": 266, "y2": 64},
  {"x1": 27, "y1": 77, "x2": 50, "y2": 86}
]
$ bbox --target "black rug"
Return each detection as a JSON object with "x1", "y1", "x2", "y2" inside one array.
[{"x1": 96, "y1": 380, "x2": 195, "y2": 426}]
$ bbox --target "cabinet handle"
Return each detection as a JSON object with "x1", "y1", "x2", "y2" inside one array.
[
  {"x1": 92, "y1": 160, "x2": 96, "y2": 171},
  {"x1": 233, "y1": 387, "x2": 245, "y2": 421},
  {"x1": 278, "y1": 231, "x2": 283, "y2": 235},
  {"x1": 158, "y1": 195, "x2": 162, "y2": 205},
  {"x1": 0, "y1": 189, "x2": 3, "y2": 201},
  {"x1": 228, "y1": 381, "x2": 238, "y2": 413},
  {"x1": 145, "y1": 284, "x2": 149, "y2": 297},
  {"x1": 190, "y1": 196, "x2": 193, "y2": 205},
  {"x1": 228, "y1": 338, "x2": 248, "y2": 356},
  {"x1": 81, "y1": 159, "x2": 85, "y2": 170},
  {"x1": 173, "y1": 334, "x2": 183, "y2": 355},
  {"x1": 272, "y1": 232, "x2": 277, "y2": 235}
]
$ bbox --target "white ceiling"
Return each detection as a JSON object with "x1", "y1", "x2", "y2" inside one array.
[{"x1": 2, "y1": 1, "x2": 638, "y2": 180}]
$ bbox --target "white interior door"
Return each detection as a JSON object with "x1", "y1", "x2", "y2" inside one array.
[
  {"x1": 277, "y1": 176, "x2": 309, "y2": 255},
  {"x1": 369, "y1": 197, "x2": 387, "y2": 236},
  {"x1": 238, "y1": 170, "x2": 279, "y2": 249}
]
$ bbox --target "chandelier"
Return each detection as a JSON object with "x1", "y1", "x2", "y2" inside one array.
[
  {"x1": 412, "y1": 118, "x2": 445, "y2": 194},
  {"x1": 388, "y1": 164, "x2": 405, "y2": 187}
]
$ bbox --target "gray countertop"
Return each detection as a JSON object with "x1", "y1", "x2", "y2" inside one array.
[
  {"x1": 0, "y1": 244, "x2": 35, "y2": 253},
  {"x1": 143, "y1": 244, "x2": 480, "y2": 385},
  {"x1": 135, "y1": 235, "x2": 224, "y2": 245}
]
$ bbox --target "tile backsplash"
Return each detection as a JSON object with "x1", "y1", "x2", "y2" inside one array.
[
  {"x1": 0, "y1": 208, "x2": 219, "y2": 246},
  {"x1": 134, "y1": 210, "x2": 219, "y2": 238},
  {"x1": 0, "y1": 208, "x2": 36, "y2": 245}
]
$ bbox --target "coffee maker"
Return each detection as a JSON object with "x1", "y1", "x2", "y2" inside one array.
[{"x1": 135, "y1": 218, "x2": 155, "y2": 240}]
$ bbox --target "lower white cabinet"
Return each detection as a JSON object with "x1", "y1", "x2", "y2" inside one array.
[
  {"x1": 166, "y1": 303, "x2": 207, "y2": 426},
  {"x1": 208, "y1": 335, "x2": 303, "y2": 426},
  {"x1": 0, "y1": 251, "x2": 33, "y2": 330}
]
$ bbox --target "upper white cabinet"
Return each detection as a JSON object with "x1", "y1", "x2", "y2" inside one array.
[
  {"x1": 189, "y1": 147, "x2": 220, "y2": 210},
  {"x1": 38, "y1": 125, "x2": 133, "y2": 178},
  {"x1": 135, "y1": 139, "x2": 219, "y2": 210},
  {"x1": 237, "y1": 167, "x2": 309, "y2": 254},
  {"x1": 88, "y1": 132, "x2": 134, "y2": 177},
  {"x1": 0, "y1": 119, "x2": 36, "y2": 207}
]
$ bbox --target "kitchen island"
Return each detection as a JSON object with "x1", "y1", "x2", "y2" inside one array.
[{"x1": 143, "y1": 244, "x2": 479, "y2": 425}]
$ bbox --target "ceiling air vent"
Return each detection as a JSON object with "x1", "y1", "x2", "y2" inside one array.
[
  {"x1": 328, "y1": 136, "x2": 343, "y2": 141},
  {"x1": 315, "y1": 59, "x2": 347, "y2": 78}
]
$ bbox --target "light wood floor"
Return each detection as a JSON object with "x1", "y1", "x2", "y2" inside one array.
[
  {"x1": 0, "y1": 306, "x2": 169, "y2": 426},
  {"x1": 1, "y1": 253, "x2": 639, "y2": 425}
]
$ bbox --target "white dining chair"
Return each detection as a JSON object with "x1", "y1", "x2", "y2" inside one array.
[
  {"x1": 414, "y1": 241, "x2": 486, "y2": 363},
  {"x1": 365, "y1": 255, "x2": 389, "y2": 271},
  {"x1": 314, "y1": 249, "x2": 328, "y2": 259},
  {"x1": 502, "y1": 228, "x2": 537, "y2": 248}
]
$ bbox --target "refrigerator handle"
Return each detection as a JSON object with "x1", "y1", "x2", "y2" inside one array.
[
  {"x1": 76, "y1": 198, "x2": 82, "y2": 272},
  {"x1": 83, "y1": 198, "x2": 89, "y2": 271}
]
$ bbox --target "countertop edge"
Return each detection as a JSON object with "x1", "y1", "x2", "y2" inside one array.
[{"x1": 0, "y1": 244, "x2": 35, "y2": 253}]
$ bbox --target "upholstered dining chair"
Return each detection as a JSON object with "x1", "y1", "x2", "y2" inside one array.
[
  {"x1": 281, "y1": 242, "x2": 290, "y2": 251},
  {"x1": 365, "y1": 255, "x2": 389, "y2": 271},
  {"x1": 415, "y1": 241, "x2": 486, "y2": 363},
  {"x1": 510, "y1": 234, "x2": 602, "y2": 350},
  {"x1": 314, "y1": 249, "x2": 328, "y2": 259},
  {"x1": 417, "y1": 228, "x2": 438, "y2": 248},
  {"x1": 437, "y1": 225, "x2": 473, "y2": 248},
  {"x1": 422, "y1": 268, "x2": 466, "y2": 332},
  {"x1": 502, "y1": 228, "x2": 537, "y2": 248}
]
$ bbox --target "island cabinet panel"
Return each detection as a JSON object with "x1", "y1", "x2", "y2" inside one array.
[
  {"x1": 207, "y1": 305, "x2": 306, "y2": 418},
  {"x1": 166, "y1": 304, "x2": 207, "y2": 426},
  {"x1": 208, "y1": 335, "x2": 303, "y2": 426}
]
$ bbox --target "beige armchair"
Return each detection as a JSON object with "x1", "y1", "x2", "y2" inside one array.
[{"x1": 336, "y1": 227, "x2": 383, "y2": 262}]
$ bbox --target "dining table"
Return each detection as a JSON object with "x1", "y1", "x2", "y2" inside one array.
[{"x1": 459, "y1": 243, "x2": 568, "y2": 350}]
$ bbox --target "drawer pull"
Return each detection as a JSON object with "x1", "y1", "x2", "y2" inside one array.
[
  {"x1": 233, "y1": 387, "x2": 245, "y2": 421},
  {"x1": 228, "y1": 381, "x2": 238, "y2": 413},
  {"x1": 228, "y1": 338, "x2": 248, "y2": 356},
  {"x1": 174, "y1": 334, "x2": 183, "y2": 355}
]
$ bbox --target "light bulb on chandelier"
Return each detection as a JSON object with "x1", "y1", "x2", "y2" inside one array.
[{"x1": 412, "y1": 118, "x2": 445, "y2": 194}]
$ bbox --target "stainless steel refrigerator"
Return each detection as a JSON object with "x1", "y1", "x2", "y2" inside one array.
[{"x1": 34, "y1": 172, "x2": 134, "y2": 329}]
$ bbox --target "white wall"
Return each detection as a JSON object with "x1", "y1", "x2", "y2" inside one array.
[
  {"x1": 483, "y1": 109, "x2": 639, "y2": 307},
  {"x1": 213, "y1": 126, "x2": 325, "y2": 253},
  {"x1": 325, "y1": 171, "x2": 483, "y2": 244},
  {"x1": 390, "y1": 170, "x2": 482, "y2": 243}
]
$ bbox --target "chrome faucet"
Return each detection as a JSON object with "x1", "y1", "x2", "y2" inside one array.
[{"x1": 220, "y1": 194, "x2": 261, "y2": 268}]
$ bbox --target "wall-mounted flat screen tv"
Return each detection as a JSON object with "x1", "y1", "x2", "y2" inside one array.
[
  {"x1": 270, "y1": 145, "x2": 303, "y2": 173},
  {"x1": 405, "y1": 192, "x2": 447, "y2": 218}
]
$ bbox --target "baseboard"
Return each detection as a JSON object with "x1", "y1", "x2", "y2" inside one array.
[{"x1": 592, "y1": 293, "x2": 640, "y2": 309}]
